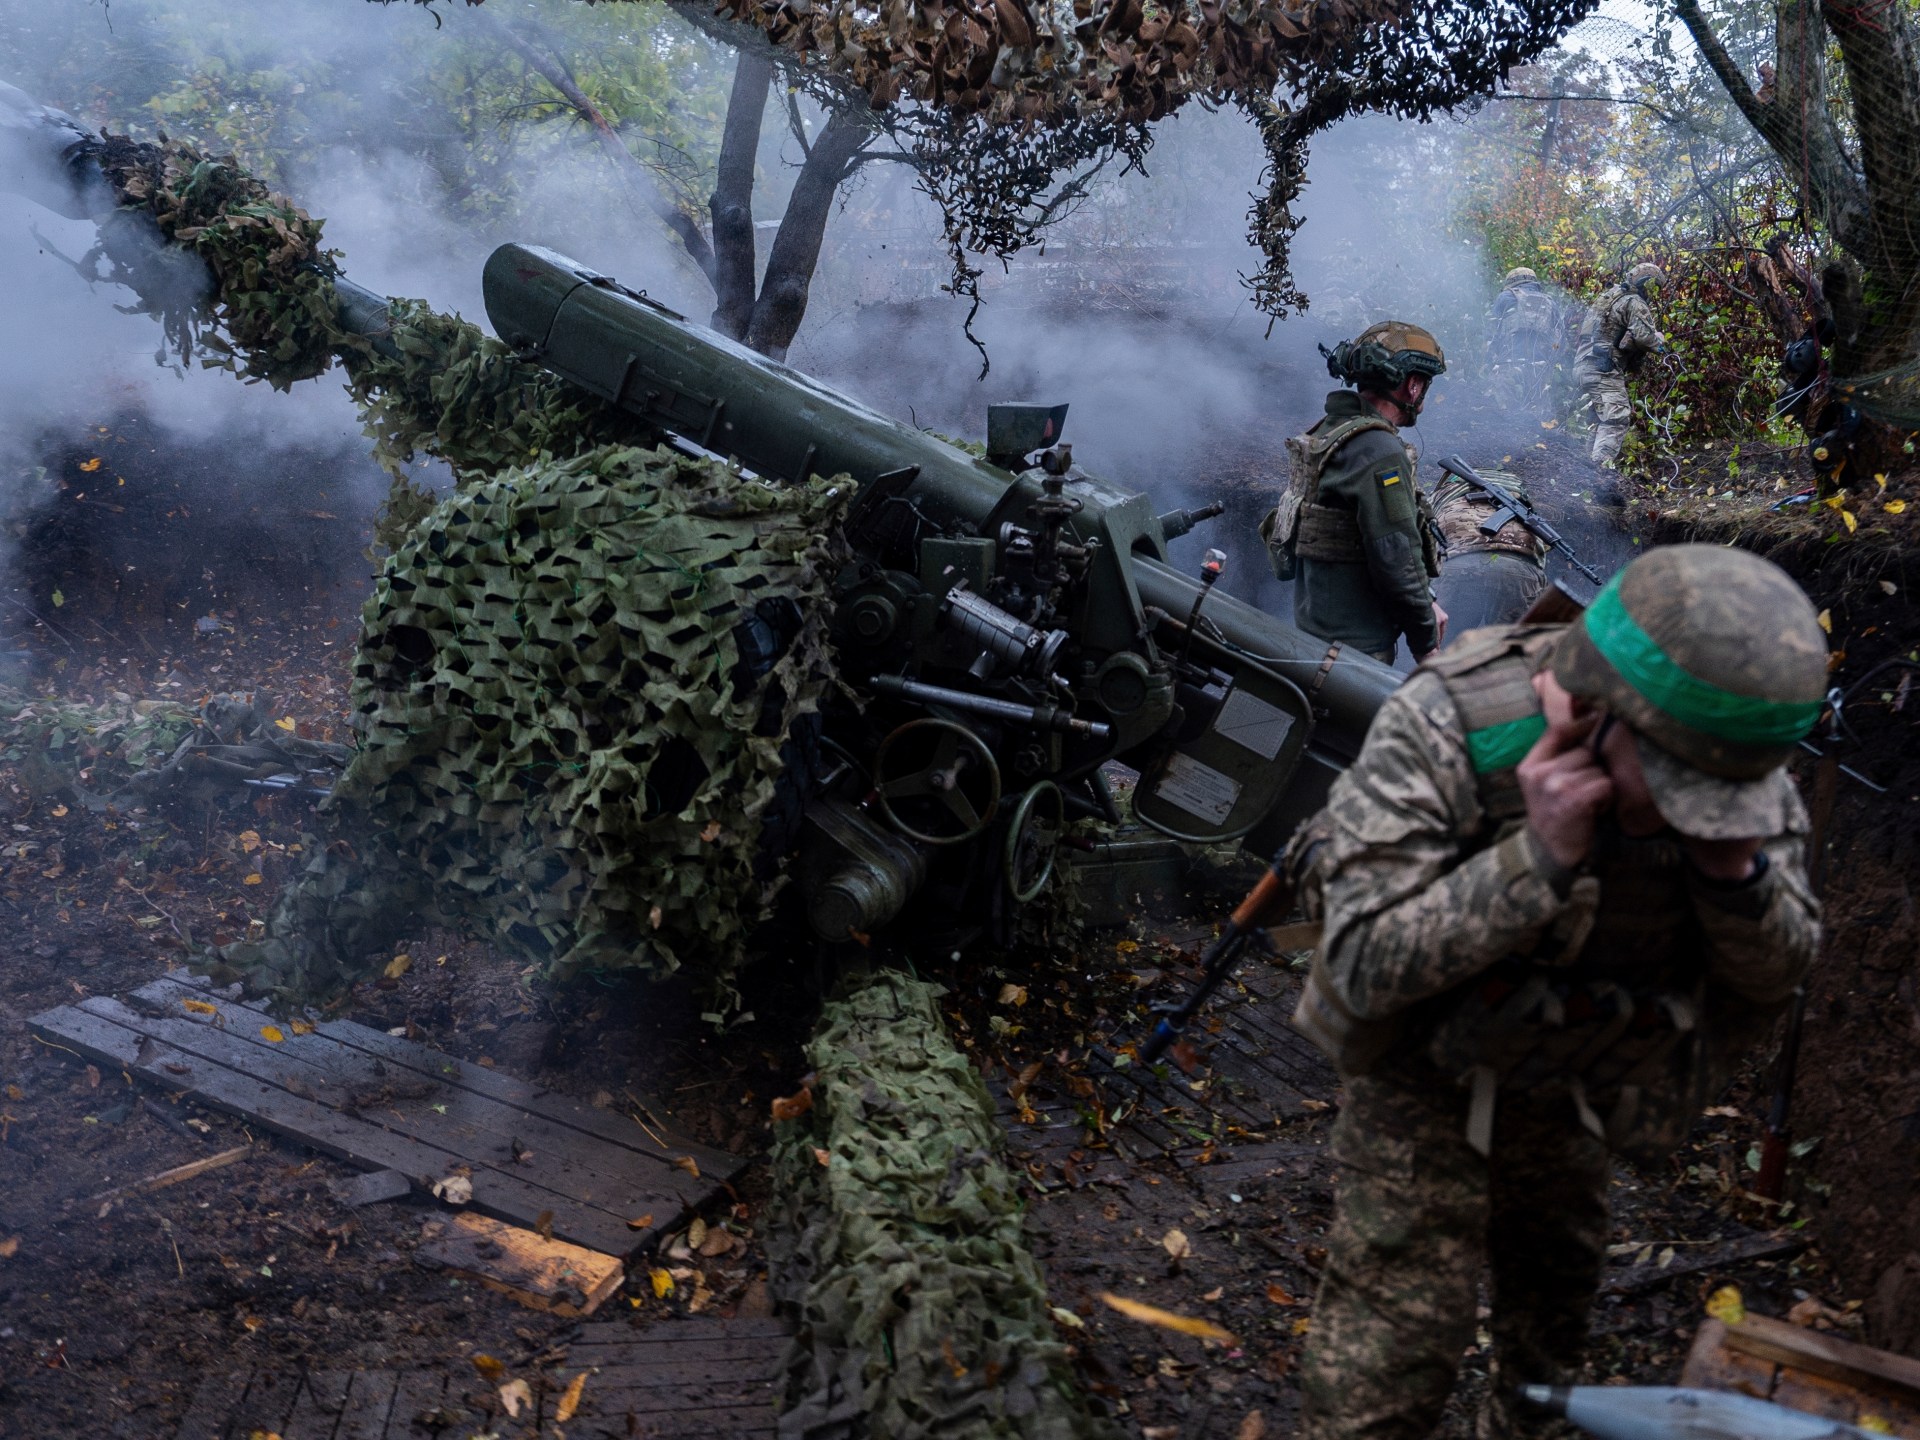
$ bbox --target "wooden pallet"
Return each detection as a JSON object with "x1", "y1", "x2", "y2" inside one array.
[
  {"x1": 30, "y1": 973, "x2": 739, "y2": 1258},
  {"x1": 1684, "y1": 1313, "x2": 1920, "y2": 1437},
  {"x1": 172, "y1": 1317, "x2": 789, "y2": 1439}
]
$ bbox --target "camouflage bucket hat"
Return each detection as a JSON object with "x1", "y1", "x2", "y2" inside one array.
[{"x1": 1552, "y1": 545, "x2": 1828, "y2": 839}]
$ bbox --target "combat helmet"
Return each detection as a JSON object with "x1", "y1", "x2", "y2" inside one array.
[
  {"x1": 1625, "y1": 262, "x2": 1668, "y2": 295},
  {"x1": 1320, "y1": 320, "x2": 1447, "y2": 392},
  {"x1": 1503, "y1": 267, "x2": 1539, "y2": 287},
  {"x1": 1553, "y1": 545, "x2": 1827, "y2": 838}
]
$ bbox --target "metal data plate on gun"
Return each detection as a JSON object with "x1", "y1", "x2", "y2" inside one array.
[{"x1": 1133, "y1": 670, "x2": 1312, "y2": 843}]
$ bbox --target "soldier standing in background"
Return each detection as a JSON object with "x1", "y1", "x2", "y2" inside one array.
[
  {"x1": 1289, "y1": 545, "x2": 1826, "y2": 1440},
  {"x1": 1572, "y1": 263, "x2": 1668, "y2": 469},
  {"x1": 1487, "y1": 268, "x2": 1562, "y2": 410},
  {"x1": 1262, "y1": 321, "x2": 1450, "y2": 664},
  {"x1": 1429, "y1": 469, "x2": 1549, "y2": 636}
]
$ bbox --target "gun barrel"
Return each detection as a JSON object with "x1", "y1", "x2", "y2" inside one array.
[{"x1": 481, "y1": 243, "x2": 1396, "y2": 755}]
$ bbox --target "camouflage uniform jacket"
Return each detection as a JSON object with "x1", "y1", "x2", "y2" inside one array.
[
  {"x1": 1579, "y1": 285, "x2": 1663, "y2": 367},
  {"x1": 1429, "y1": 474, "x2": 1549, "y2": 564},
  {"x1": 1290, "y1": 390, "x2": 1441, "y2": 659},
  {"x1": 1310, "y1": 623, "x2": 1820, "y2": 1156}
]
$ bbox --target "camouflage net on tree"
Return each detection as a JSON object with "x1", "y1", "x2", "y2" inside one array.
[
  {"x1": 767, "y1": 971, "x2": 1113, "y2": 1440},
  {"x1": 215, "y1": 445, "x2": 849, "y2": 1009}
]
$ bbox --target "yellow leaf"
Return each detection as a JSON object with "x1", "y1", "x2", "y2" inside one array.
[
  {"x1": 50, "y1": 805, "x2": 68, "y2": 818},
  {"x1": 1097, "y1": 1292, "x2": 1236, "y2": 1345},
  {"x1": 1816, "y1": 609, "x2": 1833, "y2": 634},
  {"x1": 1876, "y1": 473, "x2": 1889, "y2": 490},
  {"x1": 650, "y1": 1267, "x2": 675, "y2": 1298},
  {"x1": 1842, "y1": 509, "x2": 1858, "y2": 533},
  {"x1": 1826, "y1": 494, "x2": 1845, "y2": 511},
  {"x1": 1705, "y1": 1285, "x2": 1746, "y2": 1325},
  {"x1": 181, "y1": 998, "x2": 217, "y2": 1015},
  {"x1": 238, "y1": 830, "x2": 261, "y2": 853},
  {"x1": 556, "y1": 1370, "x2": 589, "y2": 1422},
  {"x1": 673, "y1": 1155, "x2": 701, "y2": 1179},
  {"x1": 289, "y1": 1019, "x2": 314, "y2": 1035},
  {"x1": 78, "y1": 457, "x2": 102, "y2": 473},
  {"x1": 471, "y1": 1354, "x2": 506, "y2": 1381},
  {"x1": 260, "y1": 1025, "x2": 285, "y2": 1043},
  {"x1": 274, "y1": 717, "x2": 296, "y2": 732},
  {"x1": 626, "y1": 1213, "x2": 656, "y2": 1231},
  {"x1": 243, "y1": 873, "x2": 263, "y2": 886},
  {"x1": 1887, "y1": 500, "x2": 1908, "y2": 515},
  {"x1": 384, "y1": 954, "x2": 412, "y2": 979},
  {"x1": 1161, "y1": 1228, "x2": 1192, "y2": 1261},
  {"x1": 1291, "y1": 1315, "x2": 1312, "y2": 1336},
  {"x1": 998, "y1": 983, "x2": 1027, "y2": 1007},
  {"x1": 1861, "y1": 1416, "x2": 1894, "y2": 1434}
]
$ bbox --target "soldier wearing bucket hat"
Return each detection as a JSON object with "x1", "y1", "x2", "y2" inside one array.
[{"x1": 1288, "y1": 544, "x2": 1825, "y2": 1440}]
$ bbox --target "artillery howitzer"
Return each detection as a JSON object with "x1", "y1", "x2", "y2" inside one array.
[{"x1": 2, "y1": 83, "x2": 1396, "y2": 969}]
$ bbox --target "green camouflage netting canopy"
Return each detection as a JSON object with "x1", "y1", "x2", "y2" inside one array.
[{"x1": 222, "y1": 443, "x2": 850, "y2": 1008}]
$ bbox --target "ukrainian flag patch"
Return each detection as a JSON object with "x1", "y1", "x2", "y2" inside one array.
[{"x1": 1378, "y1": 467, "x2": 1403, "y2": 487}]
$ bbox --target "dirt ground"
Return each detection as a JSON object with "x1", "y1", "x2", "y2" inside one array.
[{"x1": 0, "y1": 409, "x2": 1902, "y2": 1438}]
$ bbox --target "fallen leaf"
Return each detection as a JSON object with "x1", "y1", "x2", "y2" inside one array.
[
  {"x1": 1098, "y1": 1292, "x2": 1235, "y2": 1344},
  {"x1": 536, "y1": 1210, "x2": 555, "y2": 1241},
  {"x1": 700, "y1": 820, "x2": 722, "y2": 842},
  {"x1": 1161, "y1": 1228, "x2": 1192, "y2": 1261},
  {"x1": 1887, "y1": 500, "x2": 1908, "y2": 515},
  {"x1": 673, "y1": 1155, "x2": 701, "y2": 1179},
  {"x1": 1050, "y1": 1305, "x2": 1085, "y2": 1330},
  {"x1": 1842, "y1": 509, "x2": 1859, "y2": 533},
  {"x1": 698, "y1": 1226, "x2": 738, "y2": 1258},
  {"x1": 556, "y1": 1371, "x2": 589, "y2": 1422},
  {"x1": 627, "y1": 1213, "x2": 656, "y2": 1231},
  {"x1": 1861, "y1": 1415, "x2": 1894, "y2": 1434},
  {"x1": 289, "y1": 1019, "x2": 314, "y2": 1036},
  {"x1": 688, "y1": 1218, "x2": 709, "y2": 1250},
  {"x1": 1008, "y1": 1061, "x2": 1043, "y2": 1102},
  {"x1": 771, "y1": 1087, "x2": 813, "y2": 1122},
  {"x1": 1702, "y1": 1105, "x2": 1742, "y2": 1119},
  {"x1": 471, "y1": 1354, "x2": 506, "y2": 1381},
  {"x1": 79, "y1": 457, "x2": 101, "y2": 473},
  {"x1": 383, "y1": 954, "x2": 412, "y2": 979},
  {"x1": 1816, "y1": 609, "x2": 1833, "y2": 634},
  {"x1": 998, "y1": 983, "x2": 1028, "y2": 1007},
  {"x1": 1265, "y1": 1283, "x2": 1298, "y2": 1306},
  {"x1": 1291, "y1": 1316, "x2": 1312, "y2": 1336},
  {"x1": 498, "y1": 1378, "x2": 532, "y2": 1418},
  {"x1": 1237, "y1": 1410, "x2": 1267, "y2": 1440},
  {"x1": 0, "y1": 1235, "x2": 20, "y2": 1260},
  {"x1": 85, "y1": 1064, "x2": 101, "y2": 1089},
  {"x1": 238, "y1": 830, "x2": 262, "y2": 853},
  {"x1": 1202, "y1": 1286, "x2": 1223, "y2": 1302},
  {"x1": 1881, "y1": 580, "x2": 1900, "y2": 595},
  {"x1": 649, "y1": 1267, "x2": 675, "y2": 1298},
  {"x1": 431, "y1": 1174, "x2": 473, "y2": 1206},
  {"x1": 259, "y1": 1025, "x2": 285, "y2": 1043},
  {"x1": 181, "y1": 998, "x2": 217, "y2": 1016},
  {"x1": 1299, "y1": 1098, "x2": 1331, "y2": 1112},
  {"x1": 242, "y1": 873, "x2": 263, "y2": 886},
  {"x1": 812, "y1": 1147, "x2": 831, "y2": 1167},
  {"x1": 50, "y1": 805, "x2": 68, "y2": 818},
  {"x1": 274, "y1": 717, "x2": 297, "y2": 732},
  {"x1": 1705, "y1": 1285, "x2": 1746, "y2": 1325}
]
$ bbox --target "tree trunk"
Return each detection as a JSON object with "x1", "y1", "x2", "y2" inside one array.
[
  {"x1": 709, "y1": 52, "x2": 772, "y2": 341},
  {"x1": 743, "y1": 109, "x2": 866, "y2": 361}
]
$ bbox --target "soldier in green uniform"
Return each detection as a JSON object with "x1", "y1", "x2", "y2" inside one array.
[
  {"x1": 1288, "y1": 544, "x2": 1827, "y2": 1439},
  {"x1": 1573, "y1": 263, "x2": 1668, "y2": 469},
  {"x1": 1262, "y1": 321, "x2": 1449, "y2": 664},
  {"x1": 1428, "y1": 469, "x2": 1549, "y2": 636}
]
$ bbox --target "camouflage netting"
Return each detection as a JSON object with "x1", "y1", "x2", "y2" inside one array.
[
  {"x1": 218, "y1": 445, "x2": 850, "y2": 1009},
  {"x1": 767, "y1": 972, "x2": 1115, "y2": 1440}
]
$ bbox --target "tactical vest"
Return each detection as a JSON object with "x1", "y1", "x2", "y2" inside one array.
[
  {"x1": 1291, "y1": 624, "x2": 1709, "y2": 1160},
  {"x1": 1263, "y1": 411, "x2": 1396, "y2": 580},
  {"x1": 1430, "y1": 477, "x2": 1549, "y2": 564}
]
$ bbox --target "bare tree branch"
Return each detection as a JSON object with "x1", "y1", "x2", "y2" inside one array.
[
  {"x1": 744, "y1": 107, "x2": 866, "y2": 360},
  {"x1": 710, "y1": 51, "x2": 772, "y2": 339},
  {"x1": 490, "y1": 16, "x2": 717, "y2": 282}
]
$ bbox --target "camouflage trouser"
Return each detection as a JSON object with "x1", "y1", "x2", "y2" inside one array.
[
  {"x1": 1575, "y1": 363, "x2": 1633, "y2": 468},
  {"x1": 1433, "y1": 551, "x2": 1549, "y2": 638},
  {"x1": 1298, "y1": 1072, "x2": 1610, "y2": 1440}
]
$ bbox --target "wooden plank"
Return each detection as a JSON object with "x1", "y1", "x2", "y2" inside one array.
[
  {"x1": 1680, "y1": 1318, "x2": 1777, "y2": 1399},
  {"x1": 1684, "y1": 1318, "x2": 1920, "y2": 1438},
  {"x1": 565, "y1": 1402, "x2": 777, "y2": 1439},
  {"x1": 123, "y1": 984, "x2": 695, "y2": 1232},
  {"x1": 161, "y1": 973, "x2": 737, "y2": 1182},
  {"x1": 1726, "y1": 1313, "x2": 1920, "y2": 1407},
  {"x1": 419, "y1": 1212, "x2": 625, "y2": 1317},
  {"x1": 227, "y1": 1368, "x2": 304, "y2": 1438},
  {"x1": 29, "y1": 1003, "x2": 639, "y2": 1258},
  {"x1": 384, "y1": 1370, "x2": 451, "y2": 1439},
  {"x1": 571, "y1": 1317, "x2": 791, "y2": 1346},
  {"x1": 172, "y1": 1371, "x2": 250, "y2": 1440},
  {"x1": 281, "y1": 1370, "x2": 352, "y2": 1440},
  {"x1": 1771, "y1": 1365, "x2": 1920, "y2": 1437},
  {"x1": 564, "y1": 1340, "x2": 790, "y2": 1370},
  {"x1": 331, "y1": 1370, "x2": 400, "y2": 1440}
]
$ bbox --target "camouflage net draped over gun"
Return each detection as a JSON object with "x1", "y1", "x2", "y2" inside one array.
[
  {"x1": 767, "y1": 972, "x2": 1113, "y2": 1440},
  {"x1": 89, "y1": 133, "x2": 650, "y2": 486},
  {"x1": 219, "y1": 445, "x2": 850, "y2": 1009}
]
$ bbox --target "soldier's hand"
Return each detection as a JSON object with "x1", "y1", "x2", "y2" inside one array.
[
  {"x1": 1516, "y1": 712, "x2": 1615, "y2": 870},
  {"x1": 1432, "y1": 600, "x2": 1450, "y2": 648}
]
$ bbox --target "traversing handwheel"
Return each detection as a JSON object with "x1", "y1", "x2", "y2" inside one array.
[
  {"x1": 1004, "y1": 780, "x2": 1064, "y2": 902},
  {"x1": 873, "y1": 719, "x2": 1001, "y2": 846}
]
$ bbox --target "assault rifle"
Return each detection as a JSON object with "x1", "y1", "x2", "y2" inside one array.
[{"x1": 1436, "y1": 455, "x2": 1604, "y2": 588}]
